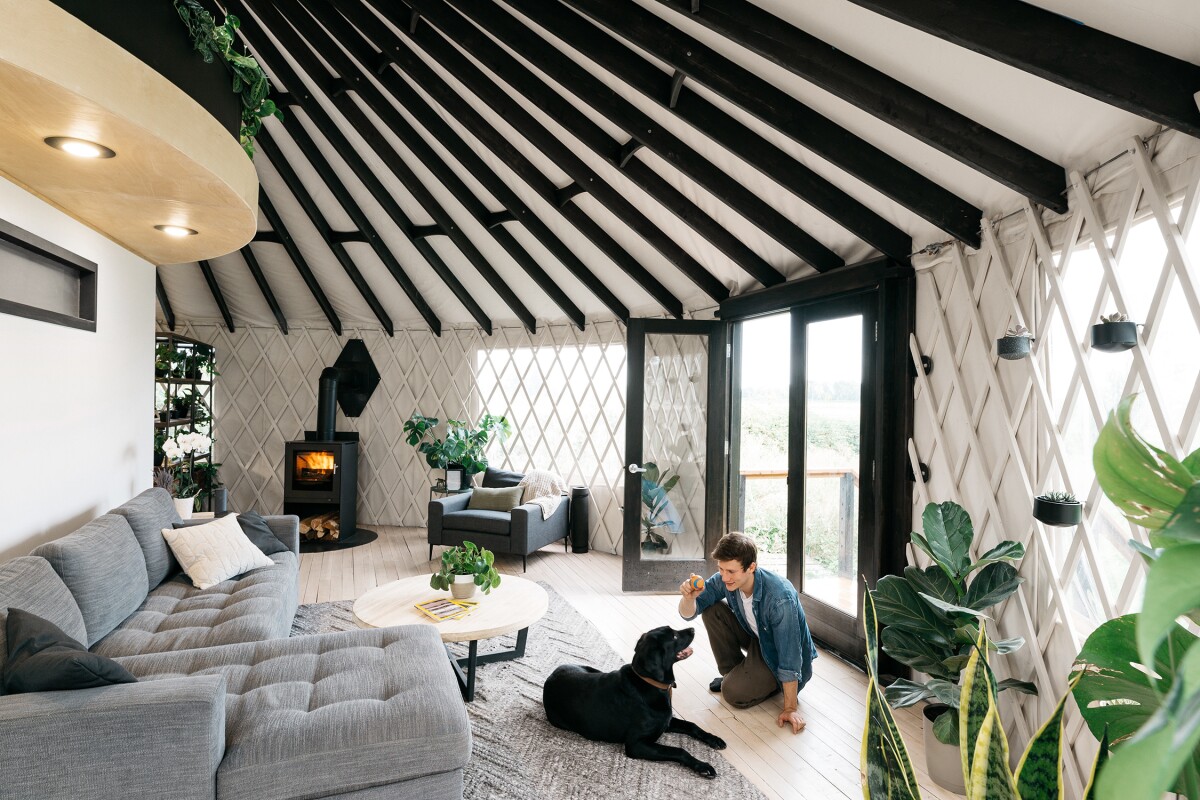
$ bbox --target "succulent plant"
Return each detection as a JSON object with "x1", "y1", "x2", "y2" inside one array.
[
  {"x1": 1100, "y1": 312, "x2": 1129, "y2": 323},
  {"x1": 1039, "y1": 490, "x2": 1077, "y2": 503},
  {"x1": 1004, "y1": 324, "x2": 1031, "y2": 338}
]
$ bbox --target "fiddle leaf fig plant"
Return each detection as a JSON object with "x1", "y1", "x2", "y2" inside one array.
[{"x1": 871, "y1": 501, "x2": 1034, "y2": 745}]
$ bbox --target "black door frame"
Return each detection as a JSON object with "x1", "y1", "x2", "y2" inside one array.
[
  {"x1": 720, "y1": 258, "x2": 915, "y2": 665},
  {"x1": 623, "y1": 318, "x2": 729, "y2": 592}
]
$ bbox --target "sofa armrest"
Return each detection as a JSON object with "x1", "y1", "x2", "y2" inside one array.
[
  {"x1": 263, "y1": 514, "x2": 300, "y2": 556},
  {"x1": 0, "y1": 674, "x2": 226, "y2": 800},
  {"x1": 428, "y1": 492, "x2": 473, "y2": 543},
  {"x1": 509, "y1": 496, "x2": 570, "y2": 553}
]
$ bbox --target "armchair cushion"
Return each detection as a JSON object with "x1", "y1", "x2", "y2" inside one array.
[
  {"x1": 481, "y1": 467, "x2": 524, "y2": 488},
  {"x1": 440, "y1": 510, "x2": 513, "y2": 536},
  {"x1": 467, "y1": 486, "x2": 523, "y2": 512}
]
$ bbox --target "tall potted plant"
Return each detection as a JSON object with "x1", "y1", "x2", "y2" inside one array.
[
  {"x1": 640, "y1": 462, "x2": 681, "y2": 554},
  {"x1": 870, "y1": 501, "x2": 1034, "y2": 792},
  {"x1": 403, "y1": 413, "x2": 512, "y2": 485}
]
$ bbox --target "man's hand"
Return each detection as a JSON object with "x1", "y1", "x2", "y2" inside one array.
[
  {"x1": 777, "y1": 707, "x2": 806, "y2": 735},
  {"x1": 678, "y1": 574, "x2": 702, "y2": 618},
  {"x1": 679, "y1": 574, "x2": 703, "y2": 599}
]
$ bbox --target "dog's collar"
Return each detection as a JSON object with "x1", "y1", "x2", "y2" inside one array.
[{"x1": 632, "y1": 669, "x2": 675, "y2": 692}]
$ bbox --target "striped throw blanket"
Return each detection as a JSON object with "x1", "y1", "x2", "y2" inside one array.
[{"x1": 518, "y1": 469, "x2": 569, "y2": 519}]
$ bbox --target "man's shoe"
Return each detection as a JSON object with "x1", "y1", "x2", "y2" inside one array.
[{"x1": 709, "y1": 677, "x2": 723, "y2": 693}]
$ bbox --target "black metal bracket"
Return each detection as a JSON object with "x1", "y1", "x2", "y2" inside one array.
[
  {"x1": 906, "y1": 462, "x2": 930, "y2": 483},
  {"x1": 669, "y1": 69, "x2": 686, "y2": 108},
  {"x1": 911, "y1": 354, "x2": 933, "y2": 376}
]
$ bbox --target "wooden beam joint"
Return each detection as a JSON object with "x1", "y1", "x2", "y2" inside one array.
[
  {"x1": 554, "y1": 182, "x2": 586, "y2": 208},
  {"x1": 617, "y1": 137, "x2": 644, "y2": 168},
  {"x1": 484, "y1": 210, "x2": 517, "y2": 228},
  {"x1": 409, "y1": 8, "x2": 421, "y2": 33},
  {"x1": 411, "y1": 224, "x2": 444, "y2": 239},
  {"x1": 330, "y1": 230, "x2": 368, "y2": 244},
  {"x1": 668, "y1": 69, "x2": 686, "y2": 108},
  {"x1": 253, "y1": 230, "x2": 283, "y2": 244},
  {"x1": 327, "y1": 77, "x2": 350, "y2": 98}
]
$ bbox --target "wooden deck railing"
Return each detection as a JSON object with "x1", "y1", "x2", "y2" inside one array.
[{"x1": 736, "y1": 469, "x2": 859, "y2": 575}]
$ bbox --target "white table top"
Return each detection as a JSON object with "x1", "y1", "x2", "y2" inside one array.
[{"x1": 353, "y1": 574, "x2": 549, "y2": 643}]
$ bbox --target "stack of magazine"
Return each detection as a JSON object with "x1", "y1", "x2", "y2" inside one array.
[{"x1": 415, "y1": 597, "x2": 479, "y2": 622}]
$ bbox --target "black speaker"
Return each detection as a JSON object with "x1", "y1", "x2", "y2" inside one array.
[{"x1": 569, "y1": 486, "x2": 590, "y2": 553}]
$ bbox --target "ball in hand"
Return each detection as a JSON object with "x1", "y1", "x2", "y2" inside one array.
[{"x1": 690, "y1": 575, "x2": 705, "y2": 591}]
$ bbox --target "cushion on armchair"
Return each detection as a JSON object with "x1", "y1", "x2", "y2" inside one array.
[
  {"x1": 481, "y1": 467, "x2": 524, "y2": 488},
  {"x1": 467, "y1": 486, "x2": 524, "y2": 511},
  {"x1": 440, "y1": 510, "x2": 514, "y2": 535}
]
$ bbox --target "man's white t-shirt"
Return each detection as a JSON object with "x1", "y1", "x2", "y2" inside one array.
[{"x1": 740, "y1": 590, "x2": 759, "y2": 637}]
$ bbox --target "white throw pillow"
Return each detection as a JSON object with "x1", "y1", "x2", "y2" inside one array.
[{"x1": 162, "y1": 514, "x2": 276, "y2": 590}]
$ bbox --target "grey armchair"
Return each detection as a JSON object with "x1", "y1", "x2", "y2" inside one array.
[{"x1": 428, "y1": 467, "x2": 569, "y2": 571}]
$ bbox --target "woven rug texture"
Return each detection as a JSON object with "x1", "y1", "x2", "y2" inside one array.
[{"x1": 291, "y1": 585, "x2": 767, "y2": 800}]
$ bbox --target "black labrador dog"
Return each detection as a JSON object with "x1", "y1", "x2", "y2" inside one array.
[{"x1": 542, "y1": 625, "x2": 727, "y2": 778}]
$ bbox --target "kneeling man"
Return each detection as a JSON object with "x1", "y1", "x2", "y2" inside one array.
[{"x1": 679, "y1": 533, "x2": 816, "y2": 734}]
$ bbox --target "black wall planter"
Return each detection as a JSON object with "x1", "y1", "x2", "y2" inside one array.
[
  {"x1": 997, "y1": 335, "x2": 1032, "y2": 360},
  {"x1": 1033, "y1": 497, "x2": 1083, "y2": 527},
  {"x1": 1091, "y1": 321, "x2": 1138, "y2": 352}
]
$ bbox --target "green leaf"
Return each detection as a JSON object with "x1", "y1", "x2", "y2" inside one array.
[
  {"x1": 918, "y1": 592, "x2": 988, "y2": 619},
  {"x1": 1128, "y1": 539, "x2": 1161, "y2": 564},
  {"x1": 1096, "y1": 677, "x2": 1200, "y2": 800},
  {"x1": 967, "y1": 540, "x2": 1025, "y2": 574},
  {"x1": 1138, "y1": 543, "x2": 1200, "y2": 669},
  {"x1": 1157, "y1": 482, "x2": 1200, "y2": 545},
  {"x1": 964, "y1": 562, "x2": 1024, "y2": 611},
  {"x1": 881, "y1": 627, "x2": 956, "y2": 681},
  {"x1": 959, "y1": 624, "x2": 993, "y2": 784},
  {"x1": 996, "y1": 678, "x2": 1038, "y2": 696},
  {"x1": 862, "y1": 592, "x2": 922, "y2": 800},
  {"x1": 1082, "y1": 725, "x2": 1109, "y2": 800},
  {"x1": 933, "y1": 707, "x2": 958, "y2": 745},
  {"x1": 872, "y1": 576, "x2": 953, "y2": 645},
  {"x1": 865, "y1": 587, "x2": 881, "y2": 679},
  {"x1": 921, "y1": 501, "x2": 975, "y2": 580},
  {"x1": 1183, "y1": 447, "x2": 1200, "y2": 479},
  {"x1": 942, "y1": 653, "x2": 972, "y2": 672},
  {"x1": 903, "y1": 565, "x2": 959, "y2": 604},
  {"x1": 1094, "y1": 394, "x2": 1193, "y2": 530},
  {"x1": 991, "y1": 636, "x2": 1025, "y2": 655},
  {"x1": 1014, "y1": 678, "x2": 1073, "y2": 800},
  {"x1": 927, "y1": 679, "x2": 961, "y2": 707},
  {"x1": 967, "y1": 702, "x2": 1018, "y2": 800},
  {"x1": 883, "y1": 678, "x2": 934, "y2": 709}
]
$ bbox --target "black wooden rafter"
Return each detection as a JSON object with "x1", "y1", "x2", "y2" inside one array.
[
  {"x1": 257, "y1": 131, "x2": 395, "y2": 337},
  {"x1": 230, "y1": 0, "x2": 492, "y2": 335},
  {"x1": 257, "y1": 190, "x2": 343, "y2": 335},
  {"x1": 238, "y1": 246, "x2": 288, "y2": 334},
  {"x1": 416, "y1": 0, "x2": 820, "y2": 281},
  {"x1": 653, "y1": 0, "x2": 1068, "y2": 213},
  {"x1": 155, "y1": 269, "x2": 176, "y2": 332},
  {"x1": 555, "y1": 0, "x2": 983, "y2": 247},
  {"x1": 351, "y1": 0, "x2": 729, "y2": 305},
  {"x1": 503, "y1": 0, "x2": 913, "y2": 261},
  {"x1": 251, "y1": 0, "x2": 538, "y2": 334},
  {"x1": 198, "y1": 259, "x2": 236, "y2": 333},
  {"x1": 843, "y1": 0, "x2": 1200, "y2": 140},
  {"x1": 436, "y1": 0, "x2": 840, "y2": 277},
  {"x1": 314, "y1": 0, "x2": 667, "y2": 317}
]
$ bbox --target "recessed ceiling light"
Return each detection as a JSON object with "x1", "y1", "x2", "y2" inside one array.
[
  {"x1": 154, "y1": 224, "x2": 198, "y2": 238},
  {"x1": 44, "y1": 136, "x2": 116, "y2": 159}
]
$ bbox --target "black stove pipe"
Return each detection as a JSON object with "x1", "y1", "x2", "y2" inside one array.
[{"x1": 316, "y1": 367, "x2": 339, "y2": 440}]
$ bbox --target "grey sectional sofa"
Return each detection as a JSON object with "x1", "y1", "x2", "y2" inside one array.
[{"x1": 0, "y1": 488, "x2": 471, "y2": 800}]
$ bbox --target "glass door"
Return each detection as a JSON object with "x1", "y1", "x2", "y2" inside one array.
[{"x1": 623, "y1": 319, "x2": 728, "y2": 591}]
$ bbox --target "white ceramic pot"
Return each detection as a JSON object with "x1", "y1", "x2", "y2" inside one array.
[
  {"x1": 174, "y1": 496, "x2": 196, "y2": 521},
  {"x1": 451, "y1": 573, "x2": 477, "y2": 600},
  {"x1": 923, "y1": 704, "x2": 965, "y2": 794}
]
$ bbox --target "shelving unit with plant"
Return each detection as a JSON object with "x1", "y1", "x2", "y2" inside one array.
[{"x1": 154, "y1": 332, "x2": 220, "y2": 510}]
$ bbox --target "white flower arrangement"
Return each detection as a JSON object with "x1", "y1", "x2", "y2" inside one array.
[{"x1": 156, "y1": 432, "x2": 213, "y2": 498}]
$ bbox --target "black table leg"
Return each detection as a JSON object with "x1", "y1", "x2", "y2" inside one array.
[
  {"x1": 465, "y1": 639, "x2": 478, "y2": 701},
  {"x1": 450, "y1": 627, "x2": 532, "y2": 702}
]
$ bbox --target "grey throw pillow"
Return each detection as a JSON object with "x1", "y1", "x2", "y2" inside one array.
[
  {"x1": 174, "y1": 511, "x2": 288, "y2": 556},
  {"x1": 481, "y1": 467, "x2": 524, "y2": 488},
  {"x1": 467, "y1": 486, "x2": 525, "y2": 512},
  {"x1": 3, "y1": 608, "x2": 137, "y2": 694}
]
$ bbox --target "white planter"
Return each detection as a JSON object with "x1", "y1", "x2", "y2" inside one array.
[
  {"x1": 923, "y1": 704, "x2": 965, "y2": 794},
  {"x1": 451, "y1": 573, "x2": 477, "y2": 600},
  {"x1": 174, "y1": 496, "x2": 196, "y2": 521}
]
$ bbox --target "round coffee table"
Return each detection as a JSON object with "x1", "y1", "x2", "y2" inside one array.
[{"x1": 354, "y1": 574, "x2": 549, "y2": 701}]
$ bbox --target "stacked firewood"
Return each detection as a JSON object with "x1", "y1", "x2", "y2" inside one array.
[{"x1": 299, "y1": 512, "x2": 341, "y2": 541}]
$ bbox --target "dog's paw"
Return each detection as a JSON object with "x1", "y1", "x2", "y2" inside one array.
[
  {"x1": 692, "y1": 761, "x2": 718, "y2": 779},
  {"x1": 705, "y1": 735, "x2": 727, "y2": 750}
]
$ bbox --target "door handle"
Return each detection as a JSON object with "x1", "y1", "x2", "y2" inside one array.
[{"x1": 628, "y1": 463, "x2": 647, "y2": 474}]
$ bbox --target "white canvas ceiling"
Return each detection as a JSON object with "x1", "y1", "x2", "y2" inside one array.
[{"x1": 155, "y1": 0, "x2": 1200, "y2": 334}]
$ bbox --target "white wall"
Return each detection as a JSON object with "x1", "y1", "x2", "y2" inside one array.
[{"x1": 0, "y1": 178, "x2": 155, "y2": 562}]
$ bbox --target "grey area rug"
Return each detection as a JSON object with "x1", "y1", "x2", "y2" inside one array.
[{"x1": 291, "y1": 586, "x2": 767, "y2": 800}]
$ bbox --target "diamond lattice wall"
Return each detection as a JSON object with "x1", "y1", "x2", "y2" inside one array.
[
  {"x1": 910, "y1": 130, "x2": 1200, "y2": 794},
  {"x1": 175, "y1": 320, "x2": 629, "y2": 553}
]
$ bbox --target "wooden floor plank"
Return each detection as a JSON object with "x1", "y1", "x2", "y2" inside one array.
[{"x1": 300, "y1": 526, "x2": 952, "y2": 800}]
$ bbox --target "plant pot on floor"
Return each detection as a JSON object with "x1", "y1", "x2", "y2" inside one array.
[
  {"x1": 1034, "y1": 496, "x2": 1082, "y2": 527},
  {"x1": 174, "y1": 496, "x2": 197, "y2": 520},
  {"x1": 923, "y1": 704, "x2": 965, "y2": 794},
  {"x1": 451, "y1": 573, "x2": 477, "y2": 600},
  {"x1": 1091, "y1": 321, "x2": 1138, "y2": 352}
]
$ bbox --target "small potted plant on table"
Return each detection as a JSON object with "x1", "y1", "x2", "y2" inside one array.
[
  {"x1": 996, "y1": 323, "x2": 1034, "y2": 360},
  {"x1": 1091, "y1": 311, "x2": 1138, "y2": 352},
  {"x1": 430, "y1": 541, "x2": 502, "y2": 600},
  {"x1": 1034, "y1": 490, "x2": 1083, "y2": 526}
]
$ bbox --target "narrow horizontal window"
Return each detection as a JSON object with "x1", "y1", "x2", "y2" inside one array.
[{"x1": 0, "y1": 218, "x2": 96, "y2": 332}]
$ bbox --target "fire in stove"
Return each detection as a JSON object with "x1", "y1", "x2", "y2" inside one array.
[{"x1": 294, "y1": 451, "x2": 336, "y2": 482}]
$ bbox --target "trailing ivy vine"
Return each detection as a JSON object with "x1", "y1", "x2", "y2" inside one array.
[{"x1": 174, "y1": 0, "x2": 283, "y2": 158}]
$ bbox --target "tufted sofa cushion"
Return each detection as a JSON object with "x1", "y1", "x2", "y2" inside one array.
[
  {"x1": 31, "y1": 515, "x2": 150, "y2": 647},
  {"x1": 92, "y1": 552, "x2": 299, "y2": 659},
  {"x1": 109, "y1": 487, "x2": 182, "y2": 588},
  {"x1": 116, "y1": 625, "x2": 472, "y2": 800}
]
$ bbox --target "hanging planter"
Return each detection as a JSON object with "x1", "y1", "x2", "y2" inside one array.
[
  {"x1": 1034, "y1": 491, "x2": 1082, "y2": 526},
  {"x1": 1091, "y1": 312, "x2": 1138, "y2": 353},
  {"x1": 997, "y1": 324, "x2": 1034, "y2": 360}
]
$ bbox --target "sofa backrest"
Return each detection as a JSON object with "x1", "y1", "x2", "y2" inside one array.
[
  {"x1": 109, "y1": 487, "x2": 181, "y2": 588},
  {"x1": 0, "y1": 556, "x2": 87, "y2": 673},
  {"x1": 31, "y1": 514, "x2": 150, "y2": 647},
  {"x1": 481, "y1": 467, "x2": 524, "y2": 488}
]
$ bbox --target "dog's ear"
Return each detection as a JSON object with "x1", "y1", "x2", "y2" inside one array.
[{"x1": 632, "y1": 629, "x2": 673, "y2": 684}]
